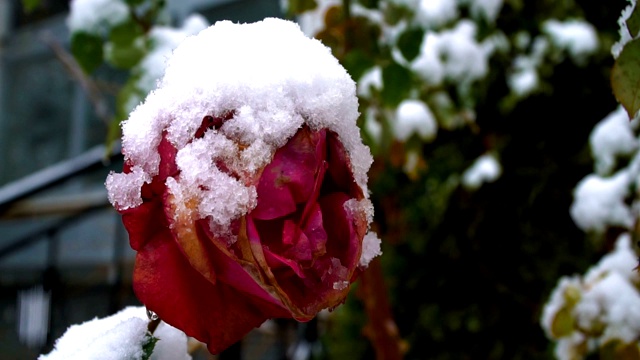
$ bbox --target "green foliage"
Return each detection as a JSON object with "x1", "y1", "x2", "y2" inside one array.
[
  {"x1": 67, "y1": 0, "x2": 173, "y2": 148},
  {"x1": 141, "y1": 333, "x2": 159, "y2": 360},
  {"x1": 381, "y1": 63, "x2": 412, "y2": 107},
  {"x1": 550, "y1": 307, "x2": 574, "y2": 338},
  {"x1": 21, "y1": 0, "x2": 41, "y2": 13},
  {"x1": 105, "y1": 20, "x2": 147, "y2": 69},
  {"x1": 286, "y1": 0, "x2": 317, "y2": 17},
  {"x1": 612, "y1": 38, "x2": 640, "y2": 119},
  {"x1": 627, "y1": 4, "x2": 640, "y2": 37},
  {"x1": 357, "y1": 0, "x2": 378, "y2": 9},
  {"x1": 300, "y1": 0, "x2": 625, "y2": 358},
  {"x1": 71, "y1": 32, "x2": 105, "y2": 74},
  {"x1": 600, "y1": 340, "x2": 640, "y2": 360},
  {"x1": 396, "y1": 27, "x2": 424, "y2": 62}
]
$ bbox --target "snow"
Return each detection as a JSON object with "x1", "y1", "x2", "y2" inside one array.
[
  {"x1": 105, "y1": 18, "x2": 374, "y2": 243},
  {"x1": 357, "y1": 66, "x2": 383, "y2": 99},
  {"x1": 540, "y1": 275, "x2": 581, "y2": 338},
  {"x1": 464, "y1": 0, "x2": 504, "y2": 23},
  {"x1": 415, "y1": 0, "x2": 458, "y2": 29},
  {"x1": 105, "y1": 165, "x2": 149, "y2": 211},
  {"x1": 541, "y1": 234, "x2": 640, "y2": 356},
  {"x1": 508, "y1": 67, "x2": 538, "y2": 97},
  {"x1": 543, "y1": 19, "x2": 599, "y2": 63},
  {"x1": 507, "y1": 37, "x2": 548, "y2": 96},
  {"x1": 613, "y1": 0, "x2": 637, "y2": 58},
  {"x1": 570, "y1": 171, "x2": 633, "y2": 232},
  {"x1": 359, "y1": 232, "x2": 382, "y2": 267},
  {"x1": 39, "y1": 307, "x2": 190, "y2": 360},
  {"x1": 411, "y1": 20, "x2": 490, "y2": 86},
  {"x1": 135, "y1": 15, "x2": 209, "y2": 104},
  {"x1": 296, "y1": 0, "x2": 340, "y2": 36},
  {"x1": 589, "y1": 106, "x2": 637, "y2": 175},
  {"x1": 583, "y1": 233, "x2": 639, "y2": 286},
  {"x1": 393, "y1": 99, "x2": 437, "y2": 142},
  {"x1": 364, "y1": 108, "x2": 383, "y2": 144},
  {"x1": 576, "y1": 272, "x2": 640, "y2": 343},
  {"x1": 462, "y1": 153, "x2": 502, "y2": 190},
  {"x1": 67, "y1": 0, "x2": 129, "y2": 34},
  {"x1": 411, "y1": 32, "x2": 445, "y2": 85}
]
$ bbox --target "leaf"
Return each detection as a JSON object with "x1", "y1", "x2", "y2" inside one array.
[
  {"x1": 397, "y1": 27, "x2": 424, "y2": 62},
  {"x1": 381, "y1": 63, "x2": 412, "y2": 107},
  {"x1": 600, "y1": 339, "x2": 640, "y2": 360},
  {"x1": 141, "y1": 333, "x2": 159, "y2": 360},
  {"x1": 105, "y1": 20, "x2": 147, "y2": 69},
  {"x1": 70, "y1": 32, "x2": 104, "y2": 74},
  {"x1": 612, "y1": 38, "x2": 640, "y2": 119},
  {"x1": 287, "y1": 0, "x2": 317, "y2": 16},
  {"x1": 549, "y1": 306, "x2": 573, "y2": 338},
  {"x1": 627, "y1": 4, "x2": 640, "y2": 38},
  {"x1": 357, "y1": 0, "x2": 379, "y2": 8},
  {"x1": 21, "y1": 0, "x2": 40, "y2": 13},
  {"x1": 343, "y1": 50, "x2": 375, "y2": 83}
]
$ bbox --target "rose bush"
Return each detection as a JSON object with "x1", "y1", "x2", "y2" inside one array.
[{"x1": 105, "y1": 19, "x2": 380, "y2": 353}]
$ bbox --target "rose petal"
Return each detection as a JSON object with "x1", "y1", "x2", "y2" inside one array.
[
  {"x1": 133, "y1": 227, "x2": 285, "y2": 354},
  {"x1": 251, "y1": 127, "x2": 323, "y2": 220},
  {"x1": 318, "y1": 192, "x2": 360, "y2": 271},
  {"x1": 283, "y1": 224, "x2": 313, "y2": 262},
  {"x1": 165, "y1": 191, "x2": 216, "y2": 284},
  {"x1": 325, "y1": 132, "x2": 363, "y2": 198},
  {"x1": 263, "y1": 247, "x2": 307, "y2": 278},
  {"x1": 121, "y1": 199, "x2": 163, "y2": 251},
  {"x1": 301, "y1": 203, "x2": 327, "y2": 259}
]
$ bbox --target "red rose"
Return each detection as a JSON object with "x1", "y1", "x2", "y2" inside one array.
[
  {"x1": 105, "y1": 18, "x2": 380, "y2": 354},
  {"x1": 113, "y1": 117, "x2": 370, "y2": 353}
]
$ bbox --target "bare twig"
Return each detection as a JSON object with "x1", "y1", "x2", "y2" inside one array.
[
  {"x1": 39, "y1": 31, "x2": 112, "y2": 126},
  {"x1": 359, "y1": 257, "x2": 408, "y2": 360}
]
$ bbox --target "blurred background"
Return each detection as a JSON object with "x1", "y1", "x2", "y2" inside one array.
[{"x1": 0, "y1": 0, "x2": 632, "y2": 359}]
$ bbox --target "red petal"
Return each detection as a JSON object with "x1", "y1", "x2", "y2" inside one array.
[
  {"x1": 250, "y1": 127, "x2": 323, "y2": 220},
  {"x1": 134, "y1": 227, "x2": 289, "y2": 354},
  {"x1": 263, "y1": 247, "x2": 307, "y2": 278},
  {"x1": 318, "y1": 192, "x2": 360, "y2": 270},
  {"x1": 301, "y1": 202, "x2": 327, "y2": 258},
  {"x1": 121, "y1": 199, "x2": 164, "y2": 251}
]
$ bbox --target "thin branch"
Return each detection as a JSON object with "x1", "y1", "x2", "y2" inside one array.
[{"x1": 39, "y1": 31, "x2": 112, "y2": 126}]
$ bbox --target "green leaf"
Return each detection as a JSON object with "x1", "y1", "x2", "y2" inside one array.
[
  {"x1": 550, "y1": 307, "x2": 573, "y2": 338},
  {"x1": 105, "y1": 20, "x2": 147, "y2": 69},
  {"x1": 287, "y1": 0, "x2": 317, "y2": 16},
  {"x1": 141, "y1": 333, "x2": 159, "y2": 360},
  {"x1": 357, "y1": 0, "x2": 379, "y2": 8},
  {"x1": 343, "y1": 50, "x2": 375, "y2": 83},
  {"x1": 627, "y1": 4, "x2": 640, "y2": 38},
  {"x1": 600, "y1": 339, "x2": 640, "y2": 360},
  {"x1": 21, "y1": 0, "x2": 41, "y2": 13},
  {"x1": 612, "y1": 38, "x2": 640, "y2": 119},
  {"x1": 71, "y1": 32, "x2": 104, "y2": 74},
  {"x1": 381, "y1": 62, "x2": 412, "y2": 107},
  {"x1": 397, "y1": 27, "x2": 424, "y2": 62}
]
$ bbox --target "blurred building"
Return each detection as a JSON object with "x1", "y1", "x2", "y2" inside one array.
[{"x1": 0, "y1": 0, "x2": 283, "y2": 358}]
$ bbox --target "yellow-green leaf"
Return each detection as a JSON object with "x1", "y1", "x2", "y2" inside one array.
[
  {"x1": 550, "y1": 307, "x2": 574, "y2": 338},
  {"x1": 627, "y1": 4, "x2": 640, "y2": 38},
  {"x1": 600, "y1": 339, "x2": 640, "y2": 360},
  {"x1": 612, "y1": 38, "x2": 640, "y2": 119}
]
